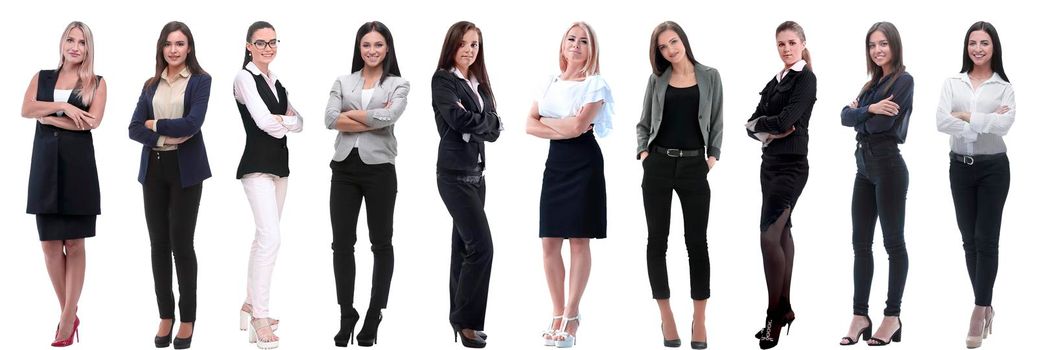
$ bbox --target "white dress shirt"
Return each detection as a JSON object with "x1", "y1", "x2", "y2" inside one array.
[
  {"x1": 234, "y1": 61, "x2": 303, "y2": 139},
  {"x1": 536, "y1": 74, "x2": 615, "y2": 137},
  {"x1": 936, "y1": 72, "x2": 1015, "y2": 155}
]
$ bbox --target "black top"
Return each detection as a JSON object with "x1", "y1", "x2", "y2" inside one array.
[
  {"x1": 431, "y1": 69, "x2": 501, "y2": 173},
  {"x1": 27, "y1": 69, "x2": 101, "y2": 215},
  {"x1": 236, "y1": 70, "x2": 290, "y2": 179},
  {"x1": 654, "y1": 84, "x2": 703, "y2": 150},
  {"x1": 840, "y1": 73, "x2": 914, "y2": 144},
  {"x1": 746, "y1": 69, "x2": 817, "y2": 156}
]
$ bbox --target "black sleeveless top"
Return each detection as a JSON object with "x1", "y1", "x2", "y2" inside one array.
[
  {"x1": 235, "y1": 70, "x2": 290, "y2": 179},
  {"x1": 27, "y1": 69, "x2": 101, "y2": 215}
]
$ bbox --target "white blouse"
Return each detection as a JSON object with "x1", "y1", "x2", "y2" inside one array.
[
  {"x1": 935, "y1": 72, "x2": 1015, "y2": 155},
  {"x1": 537, "y1": 74, "x2": 615, "y2": 137}
]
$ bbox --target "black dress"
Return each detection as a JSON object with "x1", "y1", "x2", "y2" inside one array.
[{"x1": 27, "y1": 70, "x2": 101, "y2": 241}]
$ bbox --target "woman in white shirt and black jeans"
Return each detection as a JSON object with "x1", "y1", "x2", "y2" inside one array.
[
  {"x1": 935, "y1": 21, "x2": 1014, "y2": 349},
  {"x1": 526, "y1": 21, "x2": 614, "y2": 349},
  {"x1": 233, "y1": 20, "x2": 303, "y2": 350}
]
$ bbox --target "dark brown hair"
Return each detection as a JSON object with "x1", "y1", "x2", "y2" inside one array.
[
  {"x1": 860, "y1": 22, "x2": 905, "y2": 96},
  {"x1": 243, "y1": 21, "x2": 275, "y2": 69},
  {"x1": 649, "y1": 21, "x2": 698, "y2": 76},
  {"x1": 436, "y1": 21, "x2": 494, "y2": 103},
  {"x1": 960, "y1": 21, "x2": 1008, "y2": 82},
  {"x1": 352, "y1": 21, "x2": 401, "y2": 82},
  {"x1": 147, "y1": 21, "x2": 207, "y2": 88}
]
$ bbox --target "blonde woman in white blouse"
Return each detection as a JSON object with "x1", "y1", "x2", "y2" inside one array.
[
  {"x1": 935, "y1": 21, "x2": 1014, "y2": 350},
  {"x1": 526, "y1": 21, "x2": 614, "y2": 349}
]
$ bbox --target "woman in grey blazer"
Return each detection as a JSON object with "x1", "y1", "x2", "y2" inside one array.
[
  {"x1": 635, "y1": 21, "x2": 722, "y2": 350},
  {"x1": 324, "y1": 21, "x2": 410, "y2": 348}
]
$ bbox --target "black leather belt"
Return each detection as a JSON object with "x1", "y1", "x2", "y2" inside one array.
[
  {"x1": 950, "y1": 152, "x2": 1005, "y2": 165},
  {"x1": 654, "y1": 146, "x2": 701, "y2": 158}
]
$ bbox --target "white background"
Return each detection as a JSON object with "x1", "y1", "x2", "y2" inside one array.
[{"x1": 1, "y1": 0, "x2": 1032, "y2": 349}]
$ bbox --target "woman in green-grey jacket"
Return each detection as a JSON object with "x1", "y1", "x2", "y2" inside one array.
[{"x1": 635, "y1": 21, "x2": 723, "y2": 350}]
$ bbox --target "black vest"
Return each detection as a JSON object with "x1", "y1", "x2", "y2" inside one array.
[
  {"x1": 236, "y1": 70, "x2": 290, "y2": 179},
  {"x1": 27, "y1": 69, "x2": 101, "y2": 215}
]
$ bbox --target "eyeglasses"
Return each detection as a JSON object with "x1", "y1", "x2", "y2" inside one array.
[{"x1": 251, "y1": 39, "x2": 279, "y2": 49}]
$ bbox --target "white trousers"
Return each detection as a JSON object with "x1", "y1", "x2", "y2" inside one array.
[{"x1": 241, "y1": 173, "x2": 287, "y2": 318}]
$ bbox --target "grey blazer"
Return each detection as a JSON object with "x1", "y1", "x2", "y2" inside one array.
[
  {"x1": 636, "y1": 63, "x2": 723, "y2": 159},
  {"x1": 324, "y1": 72, "x2": 410, "y2": 164}
]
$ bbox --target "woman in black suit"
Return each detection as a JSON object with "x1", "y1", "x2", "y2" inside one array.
[
  {"x1": 21, "y1": 21, "x2": 107, "y2": 347},
  {"x1": 745, "y1": 21, "x2": 816, "y2": 349},
  {"x1": 128, "y1": 21, "x2": 212, "y2": 350},
  {"x1": 431, "y1": 20, "x2": 501, "y2": 349}
]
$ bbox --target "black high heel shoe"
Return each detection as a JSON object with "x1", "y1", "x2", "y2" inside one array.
[
  {"x1": 356, "y1": 309, "x2": 382, "y2": 347},
  {"x1": 755, "y1": 306, "x2": 795, "y2": 340},
  {"x1": 757, "y1": 309, "x2": 792, "y2": 349},
  {"x1": 172, "y1": 321, "x2": 194, "y2": 349},
  {"x1": 452, "y1": 324, "x2": 487, "y2": 348},
  {"x1": 155, "y1": 318, "x2": 175, "y2": 348},
  {"x1": 335, "y1": 308, "x2": 360, "y2": 347},
  {"x1": 867, "y1": 318, "x2": 902, "y2": 346},
  {"x1": 840, "y1": 315, "x2": 873, "y2": 345}
]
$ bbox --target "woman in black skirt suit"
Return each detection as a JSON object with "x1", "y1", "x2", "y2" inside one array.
[
  {"x1": 21, "y1": 21, "x2": 107, "y2": 347},
  {"x1": 526, "y1": 22, "x2": 614, "y2": 349},
  {"x1": 745, "y1": 21, "x2": 816, "y2": 349}
]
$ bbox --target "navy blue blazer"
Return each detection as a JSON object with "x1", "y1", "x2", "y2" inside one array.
[{"x1": 128, "y1": 74, "x2": 212, "y2": 187}]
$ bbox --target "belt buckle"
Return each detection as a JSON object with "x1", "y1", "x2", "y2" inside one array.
[
  {"x1": 963, "y1": 155, "x2": 974, "y2": 165},
  {"x1": 665, "y1": 149, "x2": 681, "y2": 157}
]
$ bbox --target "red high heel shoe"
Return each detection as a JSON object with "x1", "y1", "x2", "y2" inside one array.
[{"x1": 51, "y1": 317, "x2": 80, "y2": 347}]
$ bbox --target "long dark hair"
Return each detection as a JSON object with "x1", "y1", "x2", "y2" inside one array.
[
  {"x1": 436, "y1": 21, "x2": 494, "y2": 103},
  {"x1": 649, "y1": 21, "x2": 698, "y2": 76},
  {"x1": 960, "y1": 21, "x2": 1009, "y2": 82},
  {"x1": 147, "y1": 21, "x2": 207, "y2": 88},
  {"x1": 351, "y1": 21, "x2": 401, "y2": 82},
  {"x1": 860, "y1": 21, "x2": 905, "y2": 96},
  {"x1": 242, "y1": 21, "x2": 275, "y2": 69},
  {"x1": 776, "y1": 21, "x2": 811, "y2": 71}
]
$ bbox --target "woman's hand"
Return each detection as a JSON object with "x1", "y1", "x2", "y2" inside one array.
[
  {"x1": 63, "y1": 103, "x2": 95, "y2": 129},
  {"x1": 639, "y1": 151, "x2": 649, "y2": 161},
  {"x1": 952, "y1": 111, "x2": 971, "y2": 122},
  {"x1": 771, "y1": 126, "x2": 796, "y2": 139},
  {"x1": 867, "y1": 95, "x2": 900, "y2": 116},
  {"x1": 707, "y1": 156, "x2": 717, "y2": 170}
]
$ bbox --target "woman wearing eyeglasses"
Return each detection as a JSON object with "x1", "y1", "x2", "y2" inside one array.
[
  {"x1": 234, "y1": 20, "x2": 303, "y2": 350},
  {"x1": 128, "y1": 21, "x2": 210, "y2": 350},
  {"x1": 324, "y1": 20, "x2": 409, "y2": 347},
  {"x1": 22, "y1": 21, "x2": 107, "y2": 347}
]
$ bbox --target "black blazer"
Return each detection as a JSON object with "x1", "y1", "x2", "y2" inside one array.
[
  {"x1": 128, "y1": 74, "x2": 213, "y2": 187},
  {"x1": 746, "y1": 68, "x2": 817, "y2": 156},
  {"x1": 27, "y1": 69, "x2": 101, "y2": 215},
  {"x1": 431, "y1": 69, "x2": 501, "y2": 172}
]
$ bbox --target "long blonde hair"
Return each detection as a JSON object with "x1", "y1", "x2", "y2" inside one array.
[
  {"x1": 558, "y1": 22, "x2": 600, "y2": 75},
  {"x1": 57, "y1": 21, "x2": 97, "y2": 105}
]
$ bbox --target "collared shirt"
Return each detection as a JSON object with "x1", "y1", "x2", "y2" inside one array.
[
  {"x1": 776, "y1": 59, "x2": 807, "y2": 82},
  {"x1": 451, "y1": 67, "x2": 483, "y2": 143},
  {"x1": 748, "y1": 60, "x2": 808, "y2": 146},
  {"x1": 233, "y1": 61, "x2": 303, "y2": 139},
  {"x1": 153, "y1": 67, "x2": 191, "y2": 150},
  {"x1": 936, "y1": 72, "x2": 1015, "y2": 155}
]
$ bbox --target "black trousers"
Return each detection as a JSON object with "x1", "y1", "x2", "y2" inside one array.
[
  {"x1": 851, "y1": 142, "x2": 909, "y2": 316},
  {"x1": 143, "y1": 150, "x2": 203, "y2": 322},
  {"x1": 330, "y1": 150, "x2": 397, "y2": 311},
  {"x1": 437, "y1": 171, "x2": 493, "y2": 330},
  {"x1": 950, "y1": 153, "x2": 1010, "y2": 306},
  {"x1": 642, "y1": 154, "x2": 710, "y2": 300}
]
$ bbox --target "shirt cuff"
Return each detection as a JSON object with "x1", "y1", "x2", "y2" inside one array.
[
  {"x1": 156, "y1": 135, "x2": 166, "y2": 147},
  {"x1": 150, "y1": 120, "x2": 159, "y2": 132}
]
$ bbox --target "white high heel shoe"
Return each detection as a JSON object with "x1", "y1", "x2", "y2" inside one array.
[
  {"x1": 248, "y1": 317, "x2": 280, "y2": 349},
  {"x1": 554, "y1": 314, "x2": 581, "y2": 348},
  {"x1": 542, "y1": 315, "x2": 562, "y2": 346},
  {"x1": 240, "y1": 304, "x2": 278, "y2": 332}
]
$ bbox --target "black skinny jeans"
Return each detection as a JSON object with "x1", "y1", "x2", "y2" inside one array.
[
  {"x1": 437, "y1": 171, "x2": 493, "y2": 331},
  {"x1": 950, "y1": 153, "x2": 1010, "y2": 306},
  {"x1": 143, "y1": 150, "x2": 202, "y2": 322},
  {"x1": 851, "y1": 139, "x2": 909, "y2": 316},
  {"x1": 642, "y1": 153, "x2": 710, "y2": 300},
  {"x1": 330, "y1": 150, "x2": 397, "y2": 312}
]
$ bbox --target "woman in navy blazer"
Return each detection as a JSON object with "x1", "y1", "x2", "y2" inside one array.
[{"x1": 127, "y1": 21, "x2": 211, "y2": 350}]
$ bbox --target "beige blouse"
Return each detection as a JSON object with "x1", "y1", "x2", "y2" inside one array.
[{"x1": 152, "y1": 67, "x2": 191, "y2": 150}]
